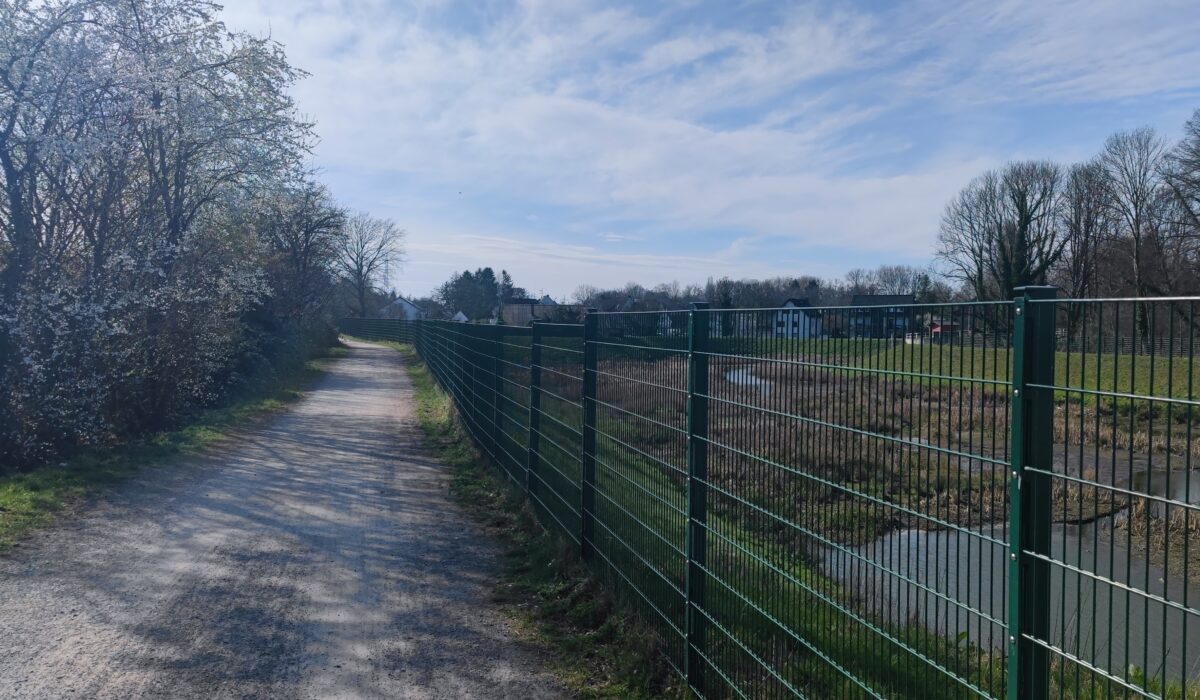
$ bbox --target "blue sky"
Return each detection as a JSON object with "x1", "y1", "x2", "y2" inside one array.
[{"x1": 223, "y1": 0, "x2": 1200, "y2": 300}]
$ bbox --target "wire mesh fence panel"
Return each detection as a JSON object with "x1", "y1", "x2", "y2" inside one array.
[
  {"x1": 342, "y1": 295, "x2": 1200, "y2": 700},
  {"x1": 589, "y1": 310, "x2": 692, "y2": 679},
  {"x1": 339, "y1": 317, "x2": 418, "y2": 343},
  {"x1": 529, "y1": 322, "x2": 585, "y2": 544},
  {"x1": 690, "y1": 302, "x2": 1014, "y2": 699},
  {"x1": 488, "y1": 326, "x2": 532, "y2": 485},
  {"x1": 1024, "y1": 298, "x2": 1200, "y2": 700}
]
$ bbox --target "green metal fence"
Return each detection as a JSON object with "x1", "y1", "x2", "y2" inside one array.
[
  {"x1": 340, "y1": 290, "x2": 1200, "y2": 699},
  {"x1": 338, "y1": 317, "x2": 419, "y2": 343}
]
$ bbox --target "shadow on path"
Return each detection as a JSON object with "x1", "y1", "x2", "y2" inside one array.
[{"x1": 0, "y1": 340, "x2": 565, "y2": 700}]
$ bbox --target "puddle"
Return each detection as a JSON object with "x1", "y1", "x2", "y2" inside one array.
[
  {"x1": 1130, "y1": 468, "x2": 1200, "y2": 519},
  {"x1": 820, "y1": 471, "x2": 1200, "y2": 682},
  {"x1": 724, "y1": 368, "x2": 772, "y2": 394}
]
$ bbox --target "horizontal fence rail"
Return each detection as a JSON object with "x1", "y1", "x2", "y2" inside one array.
[{"x1": 340, "y1": 293, "x2": 1200, "y2": 699}]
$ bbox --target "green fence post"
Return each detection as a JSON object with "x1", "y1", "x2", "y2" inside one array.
[
  {"x1": 463, "y1": 326, "x2": 472, "y2": 437},
  {"x1": 491, "y1": 325, "x2": 504, "y2": 464},
  {"x1": 685, "y1": 301, "x2": 711, "y2": 695},
  {"x1": 528, "y1": 321, "x2": 543, "y2": 496},
  {"x1": 1007, "y1": 285, "x2": 1056, "y2": 700},
  {"x1": 580, "y1": 309, "x2": 599, "y2": 561}
]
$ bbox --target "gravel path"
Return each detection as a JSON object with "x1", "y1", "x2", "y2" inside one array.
[{"x1": 0, "y1": 340, "x2": 566, "y2": 699}]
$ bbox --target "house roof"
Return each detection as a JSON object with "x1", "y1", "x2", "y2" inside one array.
[
  {"x1": 779, "y1": 298, "x2": 822, "y2": 316},
  {"x1": 379, "y1": 296, "x2": 425, "y2": 314},
  {"x1": 850, "y1": 294, "x2": 915, "y2": 307},
  {"x1": 538, "y1": 295, "x2": 557, "y2": 305}
]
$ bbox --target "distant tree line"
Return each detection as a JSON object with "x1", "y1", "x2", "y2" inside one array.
[
  {"x1": 412, "y1": 268, "x2": 527, "y2": 321},
  {"x1": 0, "y1": 0, "x2": 402, "y2": 468},
  {"x1": 417, "y1": 265, "x2": 954, "y2": 320},
  {"x1": 561, "y1": 266, "x2": 952, "y2": 315}
]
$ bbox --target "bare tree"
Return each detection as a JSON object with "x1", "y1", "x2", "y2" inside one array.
[
  {"x1": 1100, "y1": 127, "x2": 1168, "y2": 336},
  {"x1": 1165, "y1": 110, "x2": 1200, "y2": 236},
  {"x1": 937, "y1": 161, "x2": 1066, "y2": 300},
  {"x1": 937, "y1": 171, "x2": 1000, "y2": 299},
  {"x1": 571, "y1": 284, "x2": 600, "y2": 305},
  {"x1": 337, "y1": 213, "x2": 405, "y2": 317},
  {"x1": 1054, "y1": 161, "x2": 1112, "y2": 299},
  {"x1": 873, "y1": 265, "x2": 918, "y2": 295},
  {"x1": 258, "y1": 182, "x2": 347, "y2": 319},
  {"x1": 844, "y1": 268, "x2": 878, "y2": 295},
  {"x1": 995, "y1": 161, "x2": 1065, "y2": 292}
]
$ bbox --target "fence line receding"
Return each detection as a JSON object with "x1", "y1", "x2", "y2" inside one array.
[{"x1": 340, "y1": 291, "x2": 1200, "y2": 700}]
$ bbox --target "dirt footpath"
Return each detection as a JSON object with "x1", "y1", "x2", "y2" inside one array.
[{"x1": 0, "y1": 340, "x2": 566, "y2": 699}]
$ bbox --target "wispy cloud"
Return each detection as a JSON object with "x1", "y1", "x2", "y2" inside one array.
[
  {"x1": 222, "y1": 0, "x2": 1200, "y2": 296},
  {"x1": 599, "y1": 232, "x2": 641, "y2": 243}
]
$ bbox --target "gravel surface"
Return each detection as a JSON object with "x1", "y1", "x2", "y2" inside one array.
[{"x1": 0, "y1": 340, "x2": 567, "y2": 700}]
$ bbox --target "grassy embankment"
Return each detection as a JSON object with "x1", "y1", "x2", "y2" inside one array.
[
  {"x1": 386, "y1": 339, "x2": 682, "y2": 698},
  {"x1": 0, "y1": 345, "x2": 347, "y2": 551},
  {"x1": 690, "y1": 339, "x2": 1200, "y2": 542},
  {"x1": 735, "y1": 337, "x2": 1198, "y2": 398},
  {"x1": 382, "y1": 337, "x2": 1008, "y2": 698},
  {"x1": 566, "y1": 340, "x2": 1197, "y2": 697},
  {"x1": 581, "y1": 347, "x2": 1200, "y2": 698}
]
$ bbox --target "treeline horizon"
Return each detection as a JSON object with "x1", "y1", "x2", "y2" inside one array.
[{"x1": 407, "y1": 263, "x2": 950, "y2": 320}]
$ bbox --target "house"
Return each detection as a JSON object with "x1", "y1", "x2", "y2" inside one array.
[
  {"x1": 656, "y1": 312, "x2": 693, "y2": 337},
  {"x1": 930, "y1": 318, "x2": 961, "y2": 341},
  {"x1": 501, "y1": 296, "x2": 585, "y2": 325},
  {"x1": 774, "y1": 298, "x2": 822, "y2": 339},
  {"x1": 906, "y1": 318, "x2": 961, "y2": 344},
  {"x1": 500, "y1": 297, "x2": 539, "y2": 325},
  {"x1": 849, "y1": 294, "x2": 915, "y2": 338},
  {"x1": 451, "y1": 311, "x2": 469, "y2": 323},
  {"x1": 378, "y1": 296, "x2": 425, "y2": 321}
]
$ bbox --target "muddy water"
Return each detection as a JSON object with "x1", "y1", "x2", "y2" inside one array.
[
  {"x1": 820, "y1": 471, "x2": 1200, "y2": 682},
  {"x1": 1133, "y1": 469, "x2": 1200, "y2": 518},
  {"x1": 720, "y1": 359, "x2": 1200, "y2": 679}
]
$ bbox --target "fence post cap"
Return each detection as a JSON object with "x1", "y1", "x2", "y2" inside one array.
[{"x1": 1013, "y1": 286, "x2": 1058, "y2": 300}]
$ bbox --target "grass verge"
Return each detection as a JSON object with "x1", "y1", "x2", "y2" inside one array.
[
  {"x1": 0, "y1": 344, "x2": 347, "y2": 552},
  {"x1": 392, "y1": 340, "x2": 684, "y2": 699}
]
